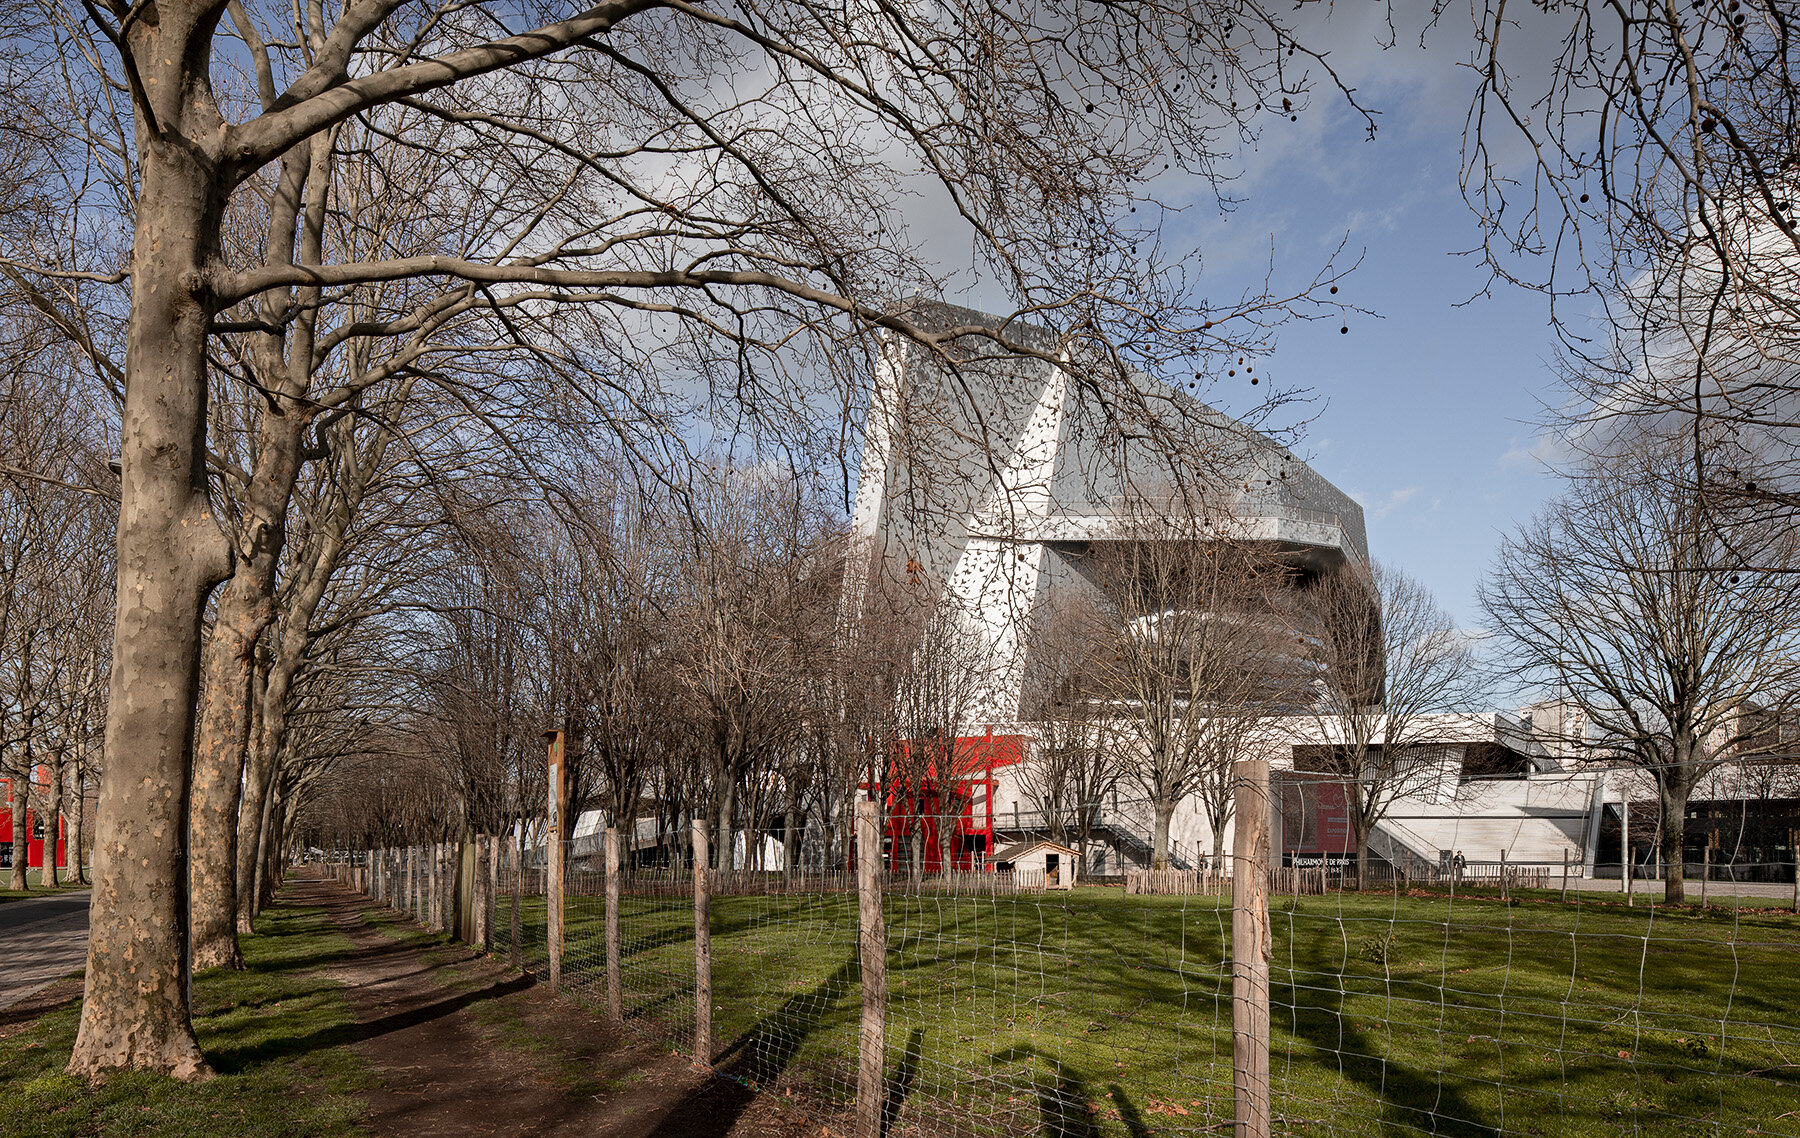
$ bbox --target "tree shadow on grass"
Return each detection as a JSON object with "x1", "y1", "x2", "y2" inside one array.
[
  {"x1": 991, "y1": 1044, "x2": 1110, "y2": 1138},
  {"x1": 644, "y1": 954, "x2": 864, "y2": 1138},
  {"x1": 206, "y1": 974, "x2": 535, "y2": 1074},
  {"x1": 1106, "y1": 1083, "x2": 1152, "y2": 1138},
  {"x1": 882, "y1": 1027, "x2": 924, "y2": 1135},
  {"x1": 1277, "y1": 939, "x2": 1497, "y2": 1137}
]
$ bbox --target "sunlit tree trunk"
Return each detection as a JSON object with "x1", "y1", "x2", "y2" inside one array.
[{"x1": 70, "y1": 85, "x2": 232, "y2": 1074}]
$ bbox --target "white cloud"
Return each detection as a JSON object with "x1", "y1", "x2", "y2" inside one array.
[{"x1": 1370, "y1": 485, "x2": 1420, "y2": 520}]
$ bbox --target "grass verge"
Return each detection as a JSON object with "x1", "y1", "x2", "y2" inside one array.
[
  {"x1": 0, "y1": 870, "x2": 91, "y2": 903},
  {"x1": 0, "y1": 901, "x2": 373, "y2": 1138},
  {"x1": 504, "y1": 882, "x2": 1800, "y2": 1137}
]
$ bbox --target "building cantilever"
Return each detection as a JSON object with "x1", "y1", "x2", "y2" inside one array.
[{"x1": 849, "y1": 303, "x2": 1369, "y2": 723}]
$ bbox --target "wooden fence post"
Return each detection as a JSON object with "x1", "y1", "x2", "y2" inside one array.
[
  {"x1": 483, "y1": 834, "x2": 499, "y2": 952},
  {"x1": 693, "y1": 818, "x2": 712, "y2": 1068},
  {"x1": 428, "y1": 842, "x2": 442, "y2": 930},
  {"x1": 856, "y1": 799, "x2": 888, "y2": 1138},
  {"x1": 545, "y1": 730, "x2": 568, "y2": 991},
  {"x1": 606, "y1": 824, "x2": 623, "y2": 1019},
  {"x1": 1790, "y1": 829, "x2": 1798, "y2": 914},
  {"x1": 1231, "y1": 758, "x2": 1272, "y2": 1138},
  {"x1": 1622, "y1": 797, "x2": 1632, "y2": 908},
  {"x1": 1560, "y1": 849, "x2": 1569, "y2": 904},
  {"x1": 1499, "y1": 849, "x2": 1509, "y2": 902},
  {"x1": 472, "y1": 838, "x2": 488, "y2": 949},
  {"x1": 510, "y1": 829, "x2": 523, "y2": 970}
]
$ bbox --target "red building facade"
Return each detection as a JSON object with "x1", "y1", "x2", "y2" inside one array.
[
  {"x1": 868, "y1": 731, "x2": 1026, "y2": 874},
  {"x1": 0, "y1": 775, "x2": 68, "y2": 871}
]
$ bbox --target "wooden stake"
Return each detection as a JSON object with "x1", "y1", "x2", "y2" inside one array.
[
  {"x1": 472, "y1": 838, "x2": 488, "y2": 950},
  {"x1": 1231, "y1": 758, "x2": 1272, "y2": 1138},
  {"x1": 693, "y1": 818, "x2": 712, "y2": 1068},
  {"x1": 606, "y1": 825, "x2": 623, "y2": 1019},
  {"x1": 1622, "y1": 796, "x2": 1632, "y2": 908},
  {"x1": 510, "y1": 829, "x2": 523, "y2": 970},
  {"x1": 1790, "y1": 829, "x2": 1798, "y2": 914},
  {"x1": 856, "y1": 800, "x2": 888, "y2": 1138},
  {"x1": 545, "y1": 730, "x2": 567, "y2": 991}
]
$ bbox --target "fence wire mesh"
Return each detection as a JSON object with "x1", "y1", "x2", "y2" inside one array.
[{"x1": 341, "y1": 790, "x2": 1800, "y2": 1137}]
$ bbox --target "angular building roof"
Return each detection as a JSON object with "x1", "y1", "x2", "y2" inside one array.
[{"x1": 849, "y1": 302, "x2": 1370, "y2": 723}]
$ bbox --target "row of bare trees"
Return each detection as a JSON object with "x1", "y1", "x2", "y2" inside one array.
[
  {"x1": 0, "y1": 0, "x2": 1389, "y2": 1078},
  {"x1": 298, "y1": 459, "x2": 1024, "y2": 895},
  {"x1": 1016, "y1": 515, "x2": 1477, "y2": 886},
  {"x1": 0, "y1": 302, "x2": 115, "y2": 892}
]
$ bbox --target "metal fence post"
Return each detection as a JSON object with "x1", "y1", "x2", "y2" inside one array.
[{"x1": 1232, "y1": 757, "x2": 1272, "y2": 1138}]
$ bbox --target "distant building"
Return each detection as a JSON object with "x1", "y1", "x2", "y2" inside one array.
[
  {"x1": 0, "y1": 775, "x2": 68, "y2": 872},
  {"x1": 848, "y1": 302, "x2": 1369, "y2": 724}
]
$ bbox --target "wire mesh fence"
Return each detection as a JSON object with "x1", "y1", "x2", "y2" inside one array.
[{"x1": 331, "y1": 789, "x2": 1800, "y2": 1138}]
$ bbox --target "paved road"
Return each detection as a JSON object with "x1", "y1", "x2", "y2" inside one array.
[
  {"x1": 0, "y1": 891, "x2": 89, "y2": 1010},
  {"x1": 1564, "y1": 875, "x2": 1797, "y2": 903}
]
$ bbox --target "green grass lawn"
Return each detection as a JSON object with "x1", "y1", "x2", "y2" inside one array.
[
  {"x1": 0, "y1": 901, "x2": 372, "y2": 1138},
  {"x1": 510, "y1": 884, "x2": 1800, "y2": 1137},
  {"x1": 0, "y1": 868, "x2": 90, "y2": 902}
]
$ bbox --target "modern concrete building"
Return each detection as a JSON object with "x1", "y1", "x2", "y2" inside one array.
[{"x1": 848, "y1": 302, "x2": 1370, "y2": 724}]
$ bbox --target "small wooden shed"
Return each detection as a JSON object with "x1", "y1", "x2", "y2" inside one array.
[{"x1": 991, "y1": 839, "x2": 1079, "y2": 889}]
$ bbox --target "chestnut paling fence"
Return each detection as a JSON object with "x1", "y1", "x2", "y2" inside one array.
[{"x1": 329, "y1": 787, "x2": 1800, "y2": 1138}]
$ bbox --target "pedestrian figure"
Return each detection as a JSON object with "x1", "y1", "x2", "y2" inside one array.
[{"x1": 1453, "y1": 850, "x2": 1467, "y2": 883}]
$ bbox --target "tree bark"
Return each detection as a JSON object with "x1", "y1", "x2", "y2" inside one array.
[
  {"x1": 70, "y1": 66, "x2": 233, "y2": 1073},
  {"x1": 70, "y1": 764, "x2": 87, "y2": 885},
  {"x1": 191, "y1": 411, "x2": 305, "y2": 969},
  {"x1": 9, "y1": 778, "x2": 28, "y2": 890},
  {"x1": 714, "y1": 770, "x2": 736, "y2": 872},
  {"x1": 43, "y1": 751, "x2": 63, "y2": 887},
  {"x1": 1659, "y1": 780, "x2": 1689, "y2": 905},
  {"x1": 1152, "y1": 795, "x2": 1176, "y2": 870},
  {"x1": 236, "y1": 726, "x2": 279, "y2": 933}
]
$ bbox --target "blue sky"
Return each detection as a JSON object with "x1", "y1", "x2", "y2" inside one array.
[{"x1": 1166, "y1": 7, "x2": 1576, "y2": 631}]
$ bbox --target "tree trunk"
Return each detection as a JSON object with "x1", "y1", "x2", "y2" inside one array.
[
  {"x1": 261, "y1": 790, "x2": 295, "y2": 914},
  {"x1": 43, "y1": 752, "x2": 63, "y2": 887},
  {"x1": 191, "y1": 410, "x2": 303, "y2": 968},
  {"x1": 70, "y1": 82, "x2": 233, "y2": 1074},
  {"x1": 783, "y1": 802, "x2": 802, "y2": 879},
  {"x1": 189, "y1": 582, "x2": 261, "y2": 969},
  {"x1": 714, "y1": 773, "x2": 736, "y2": 872},
  {"x1": 1354, "y1": 822, "x2": 1372, "y2": 892},
  {"x1": 1151, "y1": 795, "x2": 1176, "y2": 870},
  {"x1": 70, "y1": 765, "x2": 87, "y2": 885},
  {"x1": 237, "y1": 730, "x2": 280, "y2": 933},
  {"x1": 9, "y1": 779, "x2": 28, "y2": 890},
  {"x1": 1659, "y1": 780, "x2": 1689, "y2": 906}
]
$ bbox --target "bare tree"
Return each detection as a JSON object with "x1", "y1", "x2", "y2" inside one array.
[
  {"x1": 7, "y1": 0, "x2": 1378, "y2": 1075},
  {"x1": 1017, "y1": 593, "x2": 1121, "y2": 868},
  {"x1": 1481, "y1": 434, "x2": 1800, "y2": 903},
  {"x1": 668, "y1": 466, "x2": 839, "y2": 872},
  {"x1": 886, "y1": 594, "x2": 993, "y2": 879},
  {"x1": 1466, "y1": 0, "x2": 1800, "y2": 518},
  {"x1": 1083, "y1": 515, "x2": 1300, "y2": 871},
  {"x1": 1296, "y1": 561, "x2": 1477, "y2": 890}
]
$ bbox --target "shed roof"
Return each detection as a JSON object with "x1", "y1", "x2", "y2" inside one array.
[{"x1": 992, "y1": 839, "x2": 1078, "y2": 862}]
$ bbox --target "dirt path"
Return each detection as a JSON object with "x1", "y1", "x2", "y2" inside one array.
[{"x1": 290, "y1": 870, "x2": 824, "y2": 1138}]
